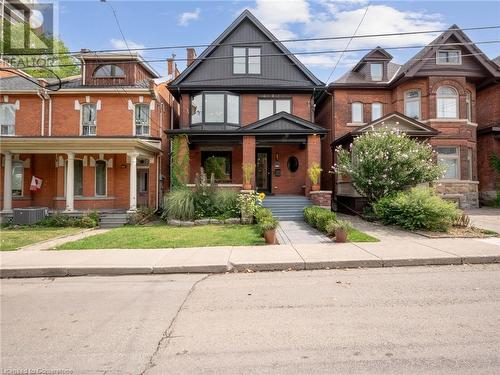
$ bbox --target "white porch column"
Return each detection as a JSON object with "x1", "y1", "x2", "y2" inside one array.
[
  {"x1": 128, "y1": 152, "x2": 138, "y2": 212},
  {"x1": 65, "y1": 152, "x2": 75, "y2": 212},
  {"x1": 2, "y1": 152, "x2": 12, "y2": 213}
]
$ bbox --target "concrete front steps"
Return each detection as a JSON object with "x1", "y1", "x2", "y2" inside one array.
[
  {"x1": 99, "y1": 212, "x2": 128, "y2": 228},
  {"x1": 262, "y1": 195, "x2": 311, "y2": 220}
]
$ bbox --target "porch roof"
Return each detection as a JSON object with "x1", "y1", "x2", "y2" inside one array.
[
  {"x1": 0, "y1": 136, "x2": 162, "y2": 156},
  {"x1": 331, "y1": 112, "x2": 439, "y2": 148}
]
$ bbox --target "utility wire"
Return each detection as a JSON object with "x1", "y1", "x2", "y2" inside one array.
[
  {"x1": 13, "y1": 40, "x2": 500, "y2": 70},
  {"x1": 6, "y1": 25, "x2": 500, "y2": 56},
  {"x1": 0, "y1": 67, "x2": 62, "y2": 91}
]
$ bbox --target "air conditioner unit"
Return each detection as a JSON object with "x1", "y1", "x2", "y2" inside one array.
[{"x1": 13, "y1": 207, "x2": 48, "y2": 225}]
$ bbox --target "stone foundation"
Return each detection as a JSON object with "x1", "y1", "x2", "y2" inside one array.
[
  {"x1": 433, "y1": 180, "x2": 479, "y2": 209},
  {"x1": 310, "y1": 191, "x2": 332, "y2": 207}
]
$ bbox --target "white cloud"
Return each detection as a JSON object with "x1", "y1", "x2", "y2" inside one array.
[
  {"x1": 110, "y1": 38, "x2": 145, "y2": 51},
  {"x1": 178, "y1": 8, "x2": 201, "y2": 26}
]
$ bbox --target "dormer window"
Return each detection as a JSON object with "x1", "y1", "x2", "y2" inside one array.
[
  {"x1": 93, "y1": 64, "x2": 125, "y2": 78},
  {"x1": 370, "y1": 63, "x2": 383, "y2": 81},
  {"x1": 233, "y1": 47, "x2": 261, "y2": 74},
  {"x1": 436, "y1": 50, "x2": 461, "y2": 65}
]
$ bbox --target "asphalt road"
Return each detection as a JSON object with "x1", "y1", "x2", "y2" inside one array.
[{"x1": 1, "y1": 265, "x2": 499, "y2": 375}]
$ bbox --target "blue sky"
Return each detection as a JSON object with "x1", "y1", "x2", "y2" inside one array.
[{"x1": 57, "y1": 0, "x2": 500, "y2": 82}]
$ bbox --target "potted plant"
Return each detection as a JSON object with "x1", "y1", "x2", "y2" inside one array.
[
  {"x1": 259, "y1": 216, "x2": 279, "y2": 244},
  {"x1": 242, "y1": 163, "x2": 255, "y2": 190},
  {"x1": 331, "y1": 220, "x2": 352, "y2": 243},
  {"x1": 307, "y1": 162, "x2": 322, "y2": 191}
]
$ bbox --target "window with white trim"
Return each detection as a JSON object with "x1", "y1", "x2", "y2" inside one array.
[
  {"x1": 466, "y1": 91, "x2": 472, "y2": 122},
  {"x1": 0, "y1": 103, "x2": 16, "y2": 135},
  {"x1": 65, "y1": 159, "x2": 84, "y2": 196},
  {"x1": 81, "y1": 103, "x2": 97, "y2": 136},
  {"x1": 258, "y1": 98, "x2": 291, "y2": 120},
  {"x1": 371, "y1": 102, "x2": 383, "y2": 121},
  {"x1": 437, "y1": 50, "x2": 461, "y2": 65},
  {"x1": 370, "y1": 63, "x2": 383, "y2": 81},
  {"x1": 436, "y1": 86, "x2": 458, "y2": 119},
  {"x1": 437, "y1": 147, "x2": 459, "y2": 179},
  {"x1": 135, "y1": 104, "x2": 150, "y2": 135},
  {"x1": 351, "y1": 102, "x2": 363, "y2": 123},
  {"x1": 404, "y1": 90, "x2": 421, "y2": 119},
  {"x1": 95, "y1": 160, "x2": 107, "y2": 196},
  {"x1": 233, "y1": 47, "x2": 261, "y2": 74},
  {"x1": 12, "y1": 161, "x2": 23, "y2": 197}
]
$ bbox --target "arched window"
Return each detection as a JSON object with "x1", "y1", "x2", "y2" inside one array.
[
  {"x1": 404, "y1": 90, "x2": 421, "y2": 119},
  {"x1": 351, "y1": 102, "x2": 363, "y2": 123},
  {"x1": 436, "y1": 86, "x2": 458, "y2": 119},
  {"x1": 371, "y1": 102, "x2": 383, "y2": 121},
  {"x1": 466, "y1": 91, "x2": 472, "y2": 122},
  {"x1": 93, "y1": 64, "x2": 125, "y2": 78},
  {"x1": 95, "y1": 160, "x2": 107, "y2": 196}
]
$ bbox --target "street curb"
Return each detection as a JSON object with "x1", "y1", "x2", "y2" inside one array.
[{"x1": 1, "y1": 255, "x2": 498, "y2": 278}]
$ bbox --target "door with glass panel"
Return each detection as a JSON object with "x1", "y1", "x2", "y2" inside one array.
[
  {"x1": 137, "y1": 169, "x2": 149, "y2": 207},
  {"x1": 255, "y1": 148, "x2": 271, "y2": 193}
]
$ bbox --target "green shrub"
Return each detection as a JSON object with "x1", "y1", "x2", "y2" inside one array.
[
  {"x1": 303, "y1": 206, "x2": 336, "y2": 231},
  {"x1": 38, "y1": 211, "x2": 98, "y2": 228},
  {"x1": 255, "y1": 207, "x2": 273, "y2": 223},
  {"x1": 373, "y1": 187, "x2": 460, "y2": 232},
  {"x1": 192, "y1": 168, "x2": 217, "y2": 219},
  {"x1": 162, "y1": 188, "x2": 195, "y2": 221},
  {"x1": 79, "y1": 215, "x2": 97, "y2": 228},
  {"x1": 128, "y1": 206, "x2": 155, "y2": 225},
  {"x1": 213, "y1": 189, "x2": 240, "y2": 218},
  {"x1": 325, "y1": 219, "x2": 338, "y2": 236},
  {"x1": 257, "y1": 216, "x2": 279, "y2": 235}
]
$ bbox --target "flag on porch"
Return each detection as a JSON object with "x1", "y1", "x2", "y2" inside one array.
[{"x1": 30, "y1": 176, "x2": 43, "y2": 192}]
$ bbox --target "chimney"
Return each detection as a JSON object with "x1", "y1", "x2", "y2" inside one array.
[
  {"x1": 167, "y1": 57, "x2": 174, "y2": 76},
  {"x1": 186, "y1": 48, "x2": 197, "y2": 67}
]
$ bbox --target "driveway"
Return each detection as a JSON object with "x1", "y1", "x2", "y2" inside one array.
[{"x1": 466, "y1": 207, "x2": 500, "y2": 233}]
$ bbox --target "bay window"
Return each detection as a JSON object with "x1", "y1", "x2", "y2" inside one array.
[
  {"x1": 404, "y1": 90, "x2": 421, "y2": 119},
  {"x1": 190, "y1": 92, "x2": 240, "y2": 125},
  {"x1": 258, "y1": 98, "x2": 291, "y2": 120},
  {"x1": 437, "y1": 147, "x2": 459, "y2": 179},
  {"x1": 0, "y1": 103, "x2": 16, "y2": 135},
  {"x1": 436, "y1": 86, "x2": 458, "y2": 119},
  {"x1": 466, "y1": 91, "x2": 472, "y2": 122}
]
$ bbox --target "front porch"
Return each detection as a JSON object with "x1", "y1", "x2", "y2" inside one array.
[
  {"x1": 168, "y1": 112, "x2": 328, "y2": 196},
  {"x1": 0, "y1": 137, "x2": 162, "y2": 217}
]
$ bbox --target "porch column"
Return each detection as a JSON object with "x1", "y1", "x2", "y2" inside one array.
[
  {"x1": 306, "y1": 134, "x2": 321, "y2": 195},
  {"x1": 242, "y1": 136, "x2": 256, "y2": 189},
  {"x1": 65, "y1": 152, "x2": 75, "y2": 212},
  {"x1": 128, "y1": 152, "x2": 139, "y2": 212},
  {"x1": 2, "y1": 152, "x2": 12, "y2": 213}
]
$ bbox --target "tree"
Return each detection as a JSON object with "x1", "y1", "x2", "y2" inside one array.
[
  {"x1": 1, "y1": 20, "x2": 80, "y2": 78},
  {"x1": 333, "y1": 128, "x2": 444, "y2": 203}
]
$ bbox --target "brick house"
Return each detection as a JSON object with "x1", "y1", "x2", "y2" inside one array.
[
  {"x1": 166, "y1": 10, "x2": 327, "y2": 196},
  {"x1": 0, "y1": 52, "x2": 176, "y2": 217},
  {"x1": 316, "y1": 26, "x2": 500, "y2": 211}
]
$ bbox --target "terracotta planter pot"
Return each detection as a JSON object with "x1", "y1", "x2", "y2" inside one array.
[
  {"x1": 311, "y1": 184, "x2": 320, "y2": 191},
  {"x1": 243, "y1": 183, "x2": 252, "y2": 190},
  {"x1": 335, "y1": 229, "x2": 348, "y2": 243},
  {"x1": 264, "y1": 229, "x2": 276, "y2": 244}
]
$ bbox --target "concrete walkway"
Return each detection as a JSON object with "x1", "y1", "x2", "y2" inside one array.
[
  {"x1": 277, "y1": 220, "x2": 330, "y2": 245},
  {"x1": 466, "y1": 207, "x2": 500, "y2": 233},
  {"x1": 1, "y1": 236, "x2": 499, "y2": 278}
]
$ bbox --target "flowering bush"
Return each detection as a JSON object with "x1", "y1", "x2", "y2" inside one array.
[
  {"x1": 238, "y1": 192, "x2": 264, "y2": 223},
  {"x1": 333, "y1": 128, "x2": 444, "y2": 203}
]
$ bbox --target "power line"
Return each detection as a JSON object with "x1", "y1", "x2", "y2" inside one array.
[
  {"x1": 11, "y1": 40, "x2": 500, "y2": 71},
  {"x1": 325, "y1": 2, "x2": 370, "y2": 83},
  {"x1": 0, "y1": 67, "x2": 62, "y2": 91},
  {"x1": 5, "y1": 25, "x2": 500, "y2": 57}
]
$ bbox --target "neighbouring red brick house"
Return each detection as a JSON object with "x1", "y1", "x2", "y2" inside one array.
[
  {"x1": 166, "y1": 10, "x2": 326, "y2": 196},
  {"x1": 316, "y1": 26, "x2": 500, "y2": 211},
  {"x1": 0, "y1": 52, "x2": 177, "y2": 218}
]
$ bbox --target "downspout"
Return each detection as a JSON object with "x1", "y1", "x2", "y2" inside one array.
[
  {"x1": 156, "y1": 155, "x2": 160, "y2": 211},
  {"x1": 48, "y1": 95, "x2": 52, "y2": 136},
  {"x1": 37, "y1": 91, "x2": 45, "y2": 136}
]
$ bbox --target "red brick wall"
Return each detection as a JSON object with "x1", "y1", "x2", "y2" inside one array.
[
  {"x1": 477, "y1": 83, "x2": 500, "y2": 129},
  {"x1": 315, "y1": 96, "x2": 334, "y2": 190}
]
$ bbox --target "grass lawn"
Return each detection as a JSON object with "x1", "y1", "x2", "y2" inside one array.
[
  {"x1": 57, "y1": 224, "x2": 265, "y2": 249},
  {"x1": 0, "y1": 227, "x2": 83, "y2": 251},
  {"x1": 347, "y1": 228, "x2": 380, "y2": 242}
]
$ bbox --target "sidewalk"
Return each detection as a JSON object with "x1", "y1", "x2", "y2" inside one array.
[{"x1": 1, "y1": 236, "x2": 499, "y2": 278}]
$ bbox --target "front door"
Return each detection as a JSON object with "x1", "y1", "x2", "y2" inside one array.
[
  {"x1": 137, "y1": 169, "x2": 149, "y2": 207},
  {"x1": 256, "y1": 148, "x2": 271, "y2": 193}
]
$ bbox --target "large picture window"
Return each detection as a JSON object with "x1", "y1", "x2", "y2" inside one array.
[
  {"x1": 95, "y1": 160, "x2": 107, "y2": 196},
  {"x1": 258, "y1": 98, "x2": 291, "y2": 120},
  {"x1": 436, "y1": 86, "x2": 458, "y2": 119},
  {"x1": 12, "y1": 161, "x2": 23, "y2": 197},
  {"x1": 82, "y1": 104, "x2": 97, "y2": 136},
  {"x1": 437, "y1": 147, "x2": 459, "y2": 179},
  {"x1": 404, "y1": 90, "x2": 421, "y2": 119},
  {"x1": 201, "y1": 151, "x2": 232, "y2": 181},
  {"x1": 190, "y1": 93, "x2": 239, "y2": 125},
  {"x1": 0, "y1": 103, "x2": 16, "y2": 135},
  {"x1": 233, "y1": 47, "x2": 261, "y2": 74}
]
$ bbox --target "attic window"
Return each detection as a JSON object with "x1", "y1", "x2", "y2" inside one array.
[
  {"x1": 233, "y1": 47, "x2": 261, "y2": 74},
  {"x1": 93, "y1": 64, "x2": 125, "y2": 78},
  {"x1": 437, "y1": 50, "x2": 461, "y2": 65},
  {"x1": 370, "y1": 63, "x2": 383, "y2": 81}
]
